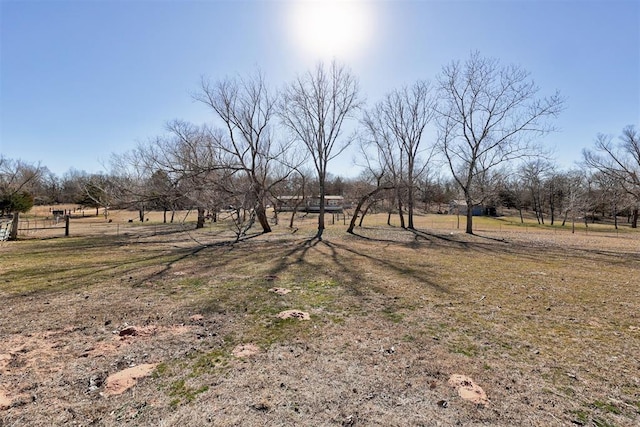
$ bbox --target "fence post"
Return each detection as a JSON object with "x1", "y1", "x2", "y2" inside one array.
[{"x1": 65, "y1": 215, "x2": 70, "y2": 237}]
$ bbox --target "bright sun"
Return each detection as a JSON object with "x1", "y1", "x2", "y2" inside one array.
[{"x1": 287, "y1": 0, "x2": 374, "y2": 60}]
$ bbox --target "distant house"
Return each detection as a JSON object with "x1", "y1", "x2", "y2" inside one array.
[
  {"x1": 274, "y1": 196, "x2": 305, "y2": 212},
  {"x1": 448, "y1": 200, "x2": 497, "y2": 216},
  {"x1": 305, "y1": 195, "x2": 344, "y2": 213},
  {"x1": 274, "y1": 195, "x2": 344, "y2": 213}
]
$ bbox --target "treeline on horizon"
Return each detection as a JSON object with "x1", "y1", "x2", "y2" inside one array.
[{"x1": 2, "y1": 52, "x2": 639, "y2": 237}]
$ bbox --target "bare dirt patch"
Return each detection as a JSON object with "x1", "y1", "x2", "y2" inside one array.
[
  {"x1": 276, "y1": 310, "x2": 311, "y2": 320},
  {"x1": 231, "y1": 344, "x2": 260, "y2": 359},
  {"x1": 448, "y1": 374, "x2": 489, "y2": 405},
  {"x1": 103, "y1": 364, "x2": 159, "y2": 396}
]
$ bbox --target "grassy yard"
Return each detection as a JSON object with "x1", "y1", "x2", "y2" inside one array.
[{"x1": 1, "y1": 211, "x2": 639, "y2": 426}]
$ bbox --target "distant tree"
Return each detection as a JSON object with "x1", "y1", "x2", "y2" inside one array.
[
  {"x1": 560, "y1": 170, "x2": 589, "y2": 233},
  {"x1": 583, "y1": 125, "x2": 640, "y2": 228},
  {"x1": 497, "y1": 174, "x2": 528, "y2": 222},
  {"x1": 78, "y1": 174, "x2": 116, "y2": 218},
  {"x1": 435, "y1": 51, "x2": 564, "y2": 234},
  {"x1": 29, "y1": 167, "x2": 61, "y2": 205},
  {"x1": 591, "y1": 171, "x2": 626, "y2": 228},
  {"x1": 0, "y1": 191, "x2": 34, "y2": 216},
  {"x1": 519, "y1": 159, "x2": 554, "y2": 224},
  {"x1": 162, "y1": 120, "x2": 225, "y2": 229},
  {"x1": 362, "y1": 80, "x2": 436, "y2": 229},
  {"x1": 0, "y1": 157, "x2": 42, "y2": 211},
  {"x1": 0, "y1": 157, "x2": 43, "y2": 240},
  {"x1": 109, "y1": 149, "x2": 154, "y2": 222},
  {"x1": 281, "y1": 61, "x2": 361, "y2": 239}
]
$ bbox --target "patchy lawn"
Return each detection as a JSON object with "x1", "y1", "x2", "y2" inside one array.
[{"x1": 1, "y1": 212, "x2": 639, "y2": 426}]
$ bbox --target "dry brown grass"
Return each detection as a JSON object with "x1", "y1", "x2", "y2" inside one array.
[{"x1": 1, "y1": 210, "x2": 639, "y2": 426}]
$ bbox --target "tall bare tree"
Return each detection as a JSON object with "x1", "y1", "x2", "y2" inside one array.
[
  {"x1": 196, "y1": 71, "x2": 294, "y2": 234},
  {"x1": 583, "y1": 125, "x2": 640, "y2": 228},
  {"x1": 435, "y1": 51, "x2": 564, "y2": 234},
  {"x1": 281, "y1": 61, "x2": 361, "y2": 239},
  {"x1": 362, "y1": 81, "x2": 436, "y2": 229}
]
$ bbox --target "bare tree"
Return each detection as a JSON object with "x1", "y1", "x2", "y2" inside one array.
[
  {"x1": 347, "y1": 138, "x2": 396, "y2": 233},
  {"x1": 435, "y1": 52, "x2": 564, "y2": 234},
  {"x1": 560, "y1": 170, "x2": 589, "y2": 233},
  {"x1": 362, "y1": 81, "x2": 436, "y2": 229},
  {"x1": 591, "y1": 171, "x2": 627, "y2": 229},
  {"x1": 196, "y1": 71, "x2": 295, "y2": 234},
  {"x1": 133, "y1": 120, "x2": 226, "y2": 229},
  {"x1": 163, "y1": 120, "x2": 225, "y2": 229},
  {"x1": 583, "y1": 126, "x2": 640, "y2": 228},
  {"x1": 281, "y1": 61, "x2": 361, "y2": 239},
  {"x1": 519, "y1": 159, "x2": 554, "y2": 224}
]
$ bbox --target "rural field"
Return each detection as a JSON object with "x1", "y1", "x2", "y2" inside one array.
[{"x1": 1, "y1": 208, "x2": 639, "y2": 426}]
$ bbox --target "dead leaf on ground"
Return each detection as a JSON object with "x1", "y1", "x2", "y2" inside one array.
[{"x1": 448, "y1": 374, "x2": 488, "y2": 405}]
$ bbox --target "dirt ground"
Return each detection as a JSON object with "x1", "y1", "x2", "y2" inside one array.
[{"x1": 1, "y1": 210, "x2": 639, "y2": 426}]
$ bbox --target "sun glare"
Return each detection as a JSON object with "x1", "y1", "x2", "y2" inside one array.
[{"x1": 287, "y1": 0, "x2": 374, "y2": 61}]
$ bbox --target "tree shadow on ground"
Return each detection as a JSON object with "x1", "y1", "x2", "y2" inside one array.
[{"x1": 263, "y1": 233, "x2": 451, "y2": 296}]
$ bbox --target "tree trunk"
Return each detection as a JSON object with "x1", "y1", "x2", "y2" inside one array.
[
  {"x1": 465, "y1": 194, "x2": 474, "y2": 234},
  {"x1": 196, "y1": 207, "x2": 205, "y2": 229},
  {"x1": 317, "y1": 192, "x2": 325, "y2": 239},
  {"x1": 9, "y1": 212, "x2": 19, "y2": 241},
  {"x1": 255, "y1": 203, "x2": 272, "y2": 233},
  {"x1": 397, "y1": 198, "x2": 405, "y2": 229},
  {"x1": 407, "y1": 181, "x2": 415, "y2": 230},
  {"x1": 632, "y1": 208, "x2": 638, "y2": 228},
  {"x1": 316, "y1": 175, "x2": 326, "y2": 239},
  {"x1": 163, "y1": 208, "x2": 167, "y2": 224},
  {"x1": 139, "y1": 207, "x2": 145, "y2": 222},
  {"x1": 347, "y1": 185, "x2": 392, "y2": 234},
  {"x1": 359, "y1": 201, "x2": 374, "y2": 227}
]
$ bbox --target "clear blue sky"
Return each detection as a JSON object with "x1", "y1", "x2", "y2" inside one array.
[{"x1": 1, "y1": 0, "x2": 639, "y2": 178}]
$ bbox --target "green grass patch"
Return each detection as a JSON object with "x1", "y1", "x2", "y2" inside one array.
[
  {"x1": 591, "y1": 400, "x2": 622, "y2": 415},
  {"x1": 168, "y1": 379, "x2": 209, "y2": 408}
]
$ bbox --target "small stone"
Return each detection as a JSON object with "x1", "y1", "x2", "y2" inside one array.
[{"x1": 118, "y1": 327, "x2": 138, "y2": 337}]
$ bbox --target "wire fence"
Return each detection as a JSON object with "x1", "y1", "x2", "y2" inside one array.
[{"x1": 10, "y1": 211, "x2": 638, "y2": 245}]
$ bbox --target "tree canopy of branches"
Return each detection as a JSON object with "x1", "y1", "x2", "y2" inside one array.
[
  {"x1": 281, "y1": 61, "x2": 361, "y2": 239},
  {"x1": 362, "y1": 80, "x2": 436, "y2": 229},
  {"x1": 0, "y1": 157, "x2": 42, "y2": 216},
  {"x1": 583, "y1": 125, "x2": 640, "y2": 228},
  {"x1": 196, "y1": 71, "x2": 295, "y2": 234},
  {"x1": 435, "y1": 51, "x2": 564, "y2": 234}
]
